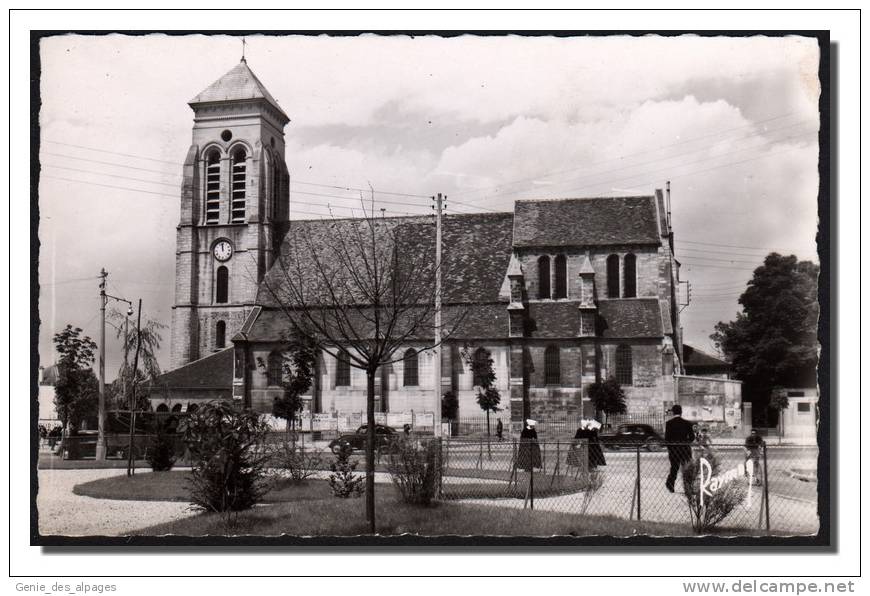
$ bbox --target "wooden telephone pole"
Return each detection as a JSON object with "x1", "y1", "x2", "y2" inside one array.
[{"x1": 433, "y1": 193, "x2": 444, "y2": 437}]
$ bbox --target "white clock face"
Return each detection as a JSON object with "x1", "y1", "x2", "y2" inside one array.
[{"x1": 213, "y1": 240, "x2": 233, "y2": 262}]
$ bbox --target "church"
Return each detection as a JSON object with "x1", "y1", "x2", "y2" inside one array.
[{"x1": 145, "y1": 59, "x2": 688, "y2": 425}]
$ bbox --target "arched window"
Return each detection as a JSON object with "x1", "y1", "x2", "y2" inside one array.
[
  {"x1": 215, "y1": 320, "x2": 226, "y2": 349},
  {"x1": 205, "y1": 149, "x2": 220, "y2": 224},
  {"x1": 403, "y1": 348, "x2": 419, "y2": 386},
  {"x1": 335, "y1": 355, "x2": 351, "y2": 387},
  {"x1": 544, "y1": 345, "x2": 561, "y2": 385},
  {"x1": 171, "y1": 403, "x2": 183, "y2": 413},
  {"x1": 267, "y1": 350, "x2": 284, "y2": 387},
  {"x1": 156, "y1": 403, "x2": 169, "y2": 413},
  {"x1": 623, "y1": 253, "x2": 637, "y2": 298},
  {"x1": 537, "y1": 255, "x2": 551, "y2": 299},
  {"x1": 231, "y1": 147, "x2": 246, "y2": 223},
  {"x1": 472, "y1": 347, "x2": 490, "y2": 388},
  {"x1": 215, "y1": 266, "x2": 228, "y2": 304},
  {"x1": 615, "y1": 344, "x2": 633, "y2": 385},
  {"x1": 553, "y1": 254, "x2": 567, "y2": 299},
  {"x1": 607, "y1": 254, "x2": 620, "y2": 298}
]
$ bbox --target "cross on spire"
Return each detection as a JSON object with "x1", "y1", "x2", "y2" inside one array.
[{"x1": 241, "y1": 37, "x2": 247, "y2": 62}]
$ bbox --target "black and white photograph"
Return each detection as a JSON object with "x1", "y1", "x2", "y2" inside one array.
[{"x1": 30, "y1": 29, "x2": 828, "y2": 547}]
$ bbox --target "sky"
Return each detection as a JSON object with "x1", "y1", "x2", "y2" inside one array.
[{"x1": 37, "y1": 33, "x2": 821, "y2": 382}]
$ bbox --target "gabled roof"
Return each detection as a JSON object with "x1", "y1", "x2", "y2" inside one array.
[
  {"x1": 257, "y1": 212, "x2": 514, "y2": 308},
  {"x1": 189, "y1": 59, "x2": 288, "y2": 121},
  {"x1": 145, "y1": 348, "x2": 234, "y2": 391},
  {"x1": 683, "y1": 344, "x2": 731, "y2": 370},
  {"x1": 512, "y1": 196, "x2": 661, "y2": 248}
]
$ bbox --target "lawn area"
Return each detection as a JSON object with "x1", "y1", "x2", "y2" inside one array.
[
  {"x1": 134, "y1": 489, "x2": 694, "y2": 537},
  {"x1": 73, "y1": 471, "x2": 332, "y2": 503}
]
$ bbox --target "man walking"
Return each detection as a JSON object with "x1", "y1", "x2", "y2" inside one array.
[{"x1": 664, "y1": 404, "x2": 695, "y2": 493}]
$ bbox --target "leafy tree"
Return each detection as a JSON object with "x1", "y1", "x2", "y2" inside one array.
[
  {"x1": 588, "y1": 377, "x2": 627, "y2": 426},
  {"x1": 267, "y1": 335, "x2": 317, "y2": 440},
  {"x1": 108, "y1": 309, "x2": 167, "y2": 410},
  {"x1": 461, "y1": 346, "x2": 501, "y2": 441},
  {"x1": 53, "y1": 325, "x2": 99, "y2": 435},
  {"x1": 441, "y1": 390, "x2": 459, "y2": 420},
  {"x1": 711, "y1": 253, "x2": 819, "y2": 425}
]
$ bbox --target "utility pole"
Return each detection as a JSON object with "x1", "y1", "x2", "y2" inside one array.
[
  {"x1": 433, "y1": 193, "x2": 443, "y2": 437},
  {"x1": 96, "y1": 268, "x2": 108, "y2": 460},
  {"x1": 127, "y1": 298, "x2": 143, "y2": 477}
]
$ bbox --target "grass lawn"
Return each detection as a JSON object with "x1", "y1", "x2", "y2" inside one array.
[
  {"x1": 73, "y1": 471, "x2": 332, "y2": 503},
  {"x1": 134, "y1": 489, "x2": 695, "y2": 537}
]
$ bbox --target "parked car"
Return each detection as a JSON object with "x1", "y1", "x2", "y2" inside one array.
[
  {"x1": 599, "y1": 424, "x2": 664, "y2": 451},
  {"x1": 328, "y1": 424, "x2": 400, "y2": 454}
]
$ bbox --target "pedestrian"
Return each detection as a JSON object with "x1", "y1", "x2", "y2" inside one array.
[
  {"x1": 403, "y1": 423, "x2": 411, "y2": 437},
  {"x1": 695, "y1": 426, "x2": 714, "y2": 460},
  {"x1": 744, "y1": 428, "x2": 764, "y2": 486},
  {"x1": 664, "y1": 404, "x2": 695, "y2": 493},
  {"x1": 495, "y1": 418, "x2": 504, "y2": 442},
  {"x1": 569, "y1": 419, "x2": 606, "y2": 469},
  {"x1": 517, "y1": 419, "x2": 542, "y2": 471}
]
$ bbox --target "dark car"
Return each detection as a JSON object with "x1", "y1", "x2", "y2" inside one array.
[
  {"x1": 328, "y1": 424, "x2": 400, "y2": 454},
  {"x1": 599, "y1": 424, "x2": 664, "y2": 451}
]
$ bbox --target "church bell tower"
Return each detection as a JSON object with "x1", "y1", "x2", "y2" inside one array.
[{"x1": 170, "y1": 58, "x2": 290, "y2": 369}]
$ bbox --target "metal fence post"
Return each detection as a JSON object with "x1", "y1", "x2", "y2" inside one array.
[
  {"x1": 529, "y1": 457, "x2": 535, "y2": 510},
  {"x1": 763, "y1": 442, "x2": 771, "y2": 531},
  {"x1": 635, "y1": 445, "x2": 642, "y2": 521}
]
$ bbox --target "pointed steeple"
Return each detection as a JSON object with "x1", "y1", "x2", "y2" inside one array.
[{"x1": 189, "y1": 60, "x2": 289, "y2": 123}]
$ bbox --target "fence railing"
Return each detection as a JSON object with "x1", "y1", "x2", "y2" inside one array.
[{"x1": 434, "y1": 438, "x2": 818, "y2": 535}]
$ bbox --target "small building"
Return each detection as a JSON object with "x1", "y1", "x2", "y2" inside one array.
[
  {"x1": 682, "y1": 344, "x2": 733, "y2": 379},
  {"x1": 772, "y1": 387, "x2": 818, "y2": 443}
]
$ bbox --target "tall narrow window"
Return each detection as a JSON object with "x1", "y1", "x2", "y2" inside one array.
[
  {"x1": 607, "y1": 254, "x2": 620, "y2": 298},
  {"x1": 267, "y1": 351, "x2": 284, "y2": 386},
  {"x1": 624, "y1": 253, "x2": 637, "y2": 298},
  {"x1": 544, "y1": 345, "x2": 561, "y2": 385},
  {"x1": 538, "y1": 255, "x2": 551, "y2": 299},
  {"x1": 472, "y1": 347, "x2": 490, "y2": 388},
  {"x1": 215, "y1": 320, "x2": 226, "y2": 349},
  {"x1": 335, "y1": 355, "x2": 351, "y2": 387},
  {"x1": 231, "y1": 147, "x2": 246, "y2": 223},
  {"x1": 205, "y1": 150, "x2": 220, "y2": 224},
  {"x1": 215, "y1": 266, "x2": 228, "y2": 304},
  {"x1": 615, "y1": 344, "x2": 633, "y2": 385},
  {"x1": 403, "y1": 348, "x2": 419, "y2": 386},
  {"x1": 553, "y1": 254, "x2": 567, "y2": 299}
]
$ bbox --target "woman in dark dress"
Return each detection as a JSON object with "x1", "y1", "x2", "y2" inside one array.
[
  {"x1": 569, "y1": 420, "x2": 607, "y2": 469},
  {"x1": 517, "y1": 419, "x2": 542, "y2": 470}
]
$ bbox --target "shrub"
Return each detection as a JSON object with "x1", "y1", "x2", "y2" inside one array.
[
  {"x1": 271, "y1": 442, "x2": 323, "y2": 482},
  {"x1": 180, "y1": 401, "x2": 270, "y2": 512},
  {"x1": 386, "y1": 438, "x2": 441, "y2": 506},
  {"x1": 328, "y1": 445, "x2": 364, "y2": 498},
  {"x1": 681, "y1": 451, "x2": 749, "y2": 533},
  {"x1": 146, "y1": 426, "x2": 176, "y2": 472}
]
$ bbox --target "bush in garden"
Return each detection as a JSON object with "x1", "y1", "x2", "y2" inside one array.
[
  {"x1": 180, "y1": 401, "x2": 270, "y2": 512},
  {"x1": 272, "y1": 442, "x2": 323, "y2": 482},
  {"x1": 146, "y1": 423, "x2": 176, "y2": 472},
  {"x1": 328, "y1": 445, "x2": 364, "y2": 498},
  {"x1": 386, "y1": 438, "x2": 441, "y2": 506},
  {"x1": 682, "y1": 451, "x2": 750, "y2": 533}
]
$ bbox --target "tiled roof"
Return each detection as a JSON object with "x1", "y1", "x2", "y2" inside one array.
[
  {"x1": 189, "y1": 60, "x2": 288, "y2": 121},
  {"x1": 683, "y1": 344, "x2": 731, "y2": 369},
  {"x1": 146, "y1": 348, "x2": 234, "y2": 390},
  {"x1": 525, "y1": 302, "x2": 582, "y2": 338},
  {"x1": 597, "y1": 298, "x2": 665, "y2": 338},
  {"x1": 257, "y1": 212, "x2": 514, "y2": 308},
  {"x1": 512, "y1": 196, "x2": 661, "y2": 248}
]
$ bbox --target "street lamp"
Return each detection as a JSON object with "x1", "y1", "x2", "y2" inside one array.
[{"x1": 96, "y1": 268, "x2": 133, "y2": 461}]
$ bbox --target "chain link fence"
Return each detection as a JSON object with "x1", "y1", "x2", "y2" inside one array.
[{"x1": 435, "y1": 438, "x2": 819, "y2": 535}]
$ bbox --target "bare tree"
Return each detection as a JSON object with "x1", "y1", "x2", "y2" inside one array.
[{"x1": 260, "y1": 204, "x2": 463, "y2": 533}]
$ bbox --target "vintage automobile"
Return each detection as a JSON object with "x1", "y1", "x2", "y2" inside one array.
[
  {"x1": 598, "y1": 423, "x2": 664, "y2": 451},
  {"x1": 327, "y1": 424, "x2": 400, "y2": 455}
]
